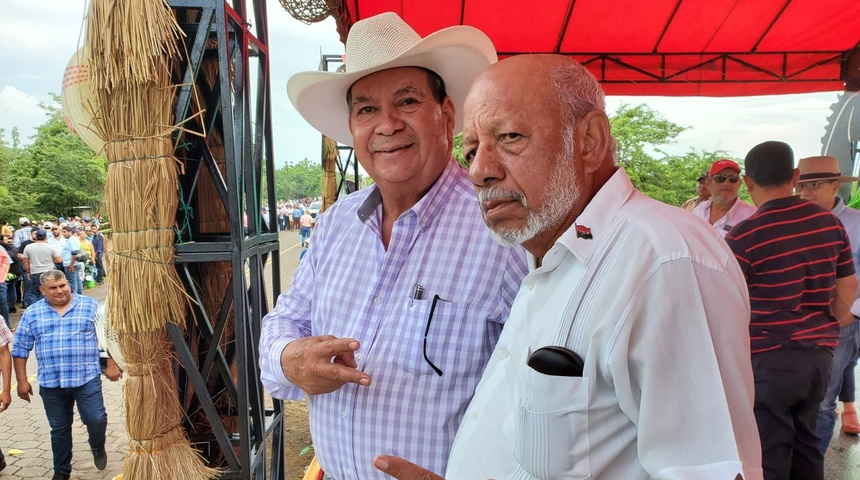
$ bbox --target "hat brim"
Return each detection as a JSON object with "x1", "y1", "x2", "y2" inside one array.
[
  {"x1": 287, "y1": 26, "x2": 497, "y2": 147},
  {"x1": 62, "y1": 48, "x2": 106, "y2": 154},
  {"x1": 797, "y1": 175, "x2": 859, "y2": 183}
]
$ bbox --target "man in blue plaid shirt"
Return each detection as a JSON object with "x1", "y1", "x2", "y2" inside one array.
[{"x1": 11, "y1": 270, "x2": 121, "y2": 480}]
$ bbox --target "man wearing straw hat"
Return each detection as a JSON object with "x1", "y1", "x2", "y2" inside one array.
[
  {"x1": 12, "y1": 270, "x2": 121, "y2": 480},
  {"x1": 260, "y1": 12, "x2": 527, "y2": 480},
  {"x1": 795, "y1": 156, "x2": 860, "y2": 453}
]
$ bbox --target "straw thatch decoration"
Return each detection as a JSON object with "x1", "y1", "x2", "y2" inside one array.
[
  {"x1": 278, "y1": 0, "x2": 336, "y2": 24},
  {"x1": 85, "y1": 0, "x2": 218, "y2": 478},
  {"x1": 322, "y1": 135, "x2": 338, "y2": 212}
]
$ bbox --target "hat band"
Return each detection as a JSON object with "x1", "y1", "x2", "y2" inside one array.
[{"x1": 798, "y1": 172, "x2": 842, "y2": 181}]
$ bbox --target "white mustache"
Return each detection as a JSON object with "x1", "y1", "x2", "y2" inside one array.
[{"x1": 477, "y1": 187, "x2": 527, "y2": 209}]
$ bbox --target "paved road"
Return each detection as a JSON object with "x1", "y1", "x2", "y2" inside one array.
[
  {"x1": 0, "y1": 229, "x2": 306, "y2": 479},
  {"x1": 1, "y1": 228, "x2": 860, "y2": 479}
]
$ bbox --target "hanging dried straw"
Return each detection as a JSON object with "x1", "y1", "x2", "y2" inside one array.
[
  {"x1": 85, "y1": 0, "x2": 217, "y2": 478},
  {"x1": 120, "y1": 331, "x2": 215, "y2": 480},
  {"x1": 322, "y1": 136, "x2": 338, "y2": 212}
]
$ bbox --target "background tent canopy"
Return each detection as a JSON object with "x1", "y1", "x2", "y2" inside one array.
[{"x1": 333, "y1": 0, "x2": 860, "y2": 96}]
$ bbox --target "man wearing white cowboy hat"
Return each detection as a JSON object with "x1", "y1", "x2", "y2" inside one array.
[
  {"x1": 259, "y1": 12, "x2": 527, "y2": 480},
  {"x1": 796, "y1": 156, "x2": 860, "y2": 453}
]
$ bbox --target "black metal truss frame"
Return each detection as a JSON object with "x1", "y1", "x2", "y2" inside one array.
[
  {"x1": 493, "y1": 51, "x2": 846, "y2": 85},
  {"x1": 167, "y1": 1, "x2": 283, "y2": 479}
]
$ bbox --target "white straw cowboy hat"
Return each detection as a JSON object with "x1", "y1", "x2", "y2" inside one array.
[
  {"x1": 287, "y1": 12, "x2": 497, "y2": 146},
  {"x1": 797, "y1": 156, "x2": 859, "y2": 183}
]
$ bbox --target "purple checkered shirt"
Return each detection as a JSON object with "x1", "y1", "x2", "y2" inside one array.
[{"x1": 260, "y1": 158, "x2": 527, "y2": 480}]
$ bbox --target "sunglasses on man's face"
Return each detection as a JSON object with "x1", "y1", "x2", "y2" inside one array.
[{"x1": 711, "y1": 174, "x2": 740, "y2": 184}]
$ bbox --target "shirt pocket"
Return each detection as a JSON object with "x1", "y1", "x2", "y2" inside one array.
[
  {"x1": 515, "y1": 366, "x2": 591, "y2": 480},
  {"x1": 389, "y1": 299, "x2": 490, "y2": 377}
]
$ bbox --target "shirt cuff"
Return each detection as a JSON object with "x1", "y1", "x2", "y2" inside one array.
[{"x1": 261, "y1": 337, "x2": 304, "y2": 400}]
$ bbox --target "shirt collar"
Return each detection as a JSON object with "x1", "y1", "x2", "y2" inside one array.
[
  {"x1": 832, "y1": 196, "x2": 846, "y2": 214},
  {"x1": 356, "y1": 157, "x2": 463, "y2": 231},
  {"x1": 548, "y1": 167, "x2": 633, "y2": 266}
]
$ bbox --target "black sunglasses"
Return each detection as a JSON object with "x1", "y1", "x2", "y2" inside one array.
[{"x1": 711, "y1": 174, "x2": 740, "y2": 184}]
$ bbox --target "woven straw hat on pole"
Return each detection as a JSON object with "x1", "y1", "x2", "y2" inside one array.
[
  {"x1": 278, "y1": 0, "x2": 336, "y2": 24},
  {"x1": 61, "y1": 47, "x2": 106, "y2": 154}
]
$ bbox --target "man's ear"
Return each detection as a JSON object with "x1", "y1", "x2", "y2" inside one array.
[
  {"x1": 442, "y1": 96, "x2": 456, "y2": 142},
  {"x1": 576, "y1": 110, "x2": 611, "y2": 174},
  {"x1": 742, "y1": 175, "x2": 755, "y2": 194},
  {"x1": 790, "y1": 168, "x2": 800, "y2": 189}
]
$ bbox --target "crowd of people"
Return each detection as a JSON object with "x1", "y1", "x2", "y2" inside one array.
[
  {"x1": 273, "y1": 200, "x2": 317, "y2": 232},
  {"x1": 0, "y1": 215, "x2": 106, "y2": 325},
  {"x1": 259, "y1": 11, "x2": 860, "y2": 480},
  {"x1": 0, "y1": 214, "x2": 115, "y2": 479}
]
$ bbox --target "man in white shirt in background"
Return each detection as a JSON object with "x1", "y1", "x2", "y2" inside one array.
[
  {"x1": 796, "y1": 155, "x2": 860, "y2": 454},
  {"x1": 375, "y1": 54, "x2": 761, "y2": 480}
]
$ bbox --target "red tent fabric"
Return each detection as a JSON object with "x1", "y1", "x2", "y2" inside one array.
[{"x1": 333, "y1": 0, "x2": 860, "y2": 96}]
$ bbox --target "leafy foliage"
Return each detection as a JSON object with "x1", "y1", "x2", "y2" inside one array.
[
  {"x1": 0, "y1": 95, "x2": 106, "y2": 222},
  {"x1": 609, "y1": 104, "x2": 747, "y2": 205},
  {"x1": 272, "y1": 158, "x2": 324, "y2": 201}
]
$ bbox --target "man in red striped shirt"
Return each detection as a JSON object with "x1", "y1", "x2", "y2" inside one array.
[{"x1": 725, "y1": 141, "x2": 858, "y2": 480}]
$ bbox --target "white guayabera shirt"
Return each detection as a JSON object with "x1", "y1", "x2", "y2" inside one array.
[{"x1": 447, "y1": 168, "x2": 764, "y2": 480}]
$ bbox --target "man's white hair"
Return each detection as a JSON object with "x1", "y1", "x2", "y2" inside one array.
[{"x1": 549, "y1": 62, "x2": 617, "y2": 160}]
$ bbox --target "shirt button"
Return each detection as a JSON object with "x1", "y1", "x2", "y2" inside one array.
[
  {"x1": 341, "y1": 411, "x2": 348, "y2": 419},
  {"x1": 355, "y1": 353, "x2": 363, "y2": 360},
  {"x1": 373, "y1": 297, "x2": 381, "y2": 305},
  {"x1": 346, "y1": 469, "x2": 354, "y2": 475},
  {"x1": 498, "y1": 348, "x2": 509, "y2": 359},
  {"x1": 472, "y1": 412, "x2": 479, "y2": 420}
]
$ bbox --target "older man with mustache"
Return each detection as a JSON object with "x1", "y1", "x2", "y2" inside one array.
[{"x1": 374, "y1": 54, "x2": 762, "y2": 480}]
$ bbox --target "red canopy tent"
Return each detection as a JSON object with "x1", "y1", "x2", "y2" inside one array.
[{"x1": 331, "y1": 0, "x2": 860, "y2": 96}]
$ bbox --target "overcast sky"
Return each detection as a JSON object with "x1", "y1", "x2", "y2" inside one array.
[{"x1": 0, "y1": 0, "x2": 843, "y2": 169}]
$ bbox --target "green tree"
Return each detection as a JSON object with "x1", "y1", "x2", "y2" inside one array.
[
  {"x1": 610, "y1": 103, "x2": 687, "y2": 190},
  {"x1": 3, "y1": 95, "x2": 106, "y2": 220},
  {"x1": 273, "y1": 158, "x2": 324, "y2": 200},
  {"x1": 453, "y1": 133, "x2": 464, "y2": 166}
]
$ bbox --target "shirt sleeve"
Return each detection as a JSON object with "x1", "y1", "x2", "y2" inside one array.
[
  {"x1": 11, "y1": 314, "x2": 35, "y2": 358},
  {"x1": 0, "y1": 322, "x2": 13, "y2": 347},
  {"x1": 610, "y1": 258, "x2": 761, "y2": 480},
  {"x1": 259, "y1": 219, "x2": 322, "y2": 400},
  {"x1": 837, "y1": 224, "x2": 856, "y2": 279}
]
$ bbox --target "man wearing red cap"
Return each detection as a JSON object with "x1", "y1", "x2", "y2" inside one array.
[{"x1": 693, "y1": 159, "x2": 756, "y2": 237}]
